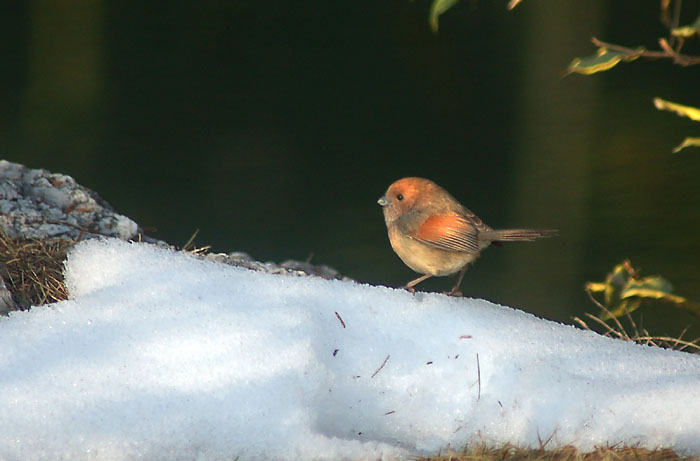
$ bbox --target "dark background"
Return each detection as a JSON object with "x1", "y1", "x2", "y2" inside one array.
[{"x1": 3, "y1": 0, "x2": 700, "y2": 335}]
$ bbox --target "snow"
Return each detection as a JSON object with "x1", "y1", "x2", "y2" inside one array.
[{"x1": 1, "y1": 239, "x2": 700, "y2": 460}]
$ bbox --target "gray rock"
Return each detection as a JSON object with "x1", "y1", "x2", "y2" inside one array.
[
  {"x1": 201, "y1": 251, "x2": 348, "y2": 280},
  {"x1": 0, "y1": 279, "x2": 15, "y2": 315},
  {"x1": 0, "y1": 160, "x2": 347, "y2": 289},
  {"x1": 0, "y1": 160, "x2": 164, "y2": 244}
]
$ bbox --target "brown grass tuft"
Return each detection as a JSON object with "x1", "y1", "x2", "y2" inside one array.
[
  {"x1": 574, "y1": 287, "x2": 700, "y2": 354},
  {"x1": 0, "y1": 232, "x2": 73, "y2": 311},
  {"x1": 421, "y1": 444, "x2": 689, "y2": 460}
]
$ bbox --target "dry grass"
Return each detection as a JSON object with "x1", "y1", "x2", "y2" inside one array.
[
  {"x1": 422, "y1": 444, "x2": 689, "y2": 460},
  {"x1": 574, "y1": 287, "x2": 700, "y2": 354},
  {"x1": 0, "y1": 232, "x2": 72, "y2": 311}
]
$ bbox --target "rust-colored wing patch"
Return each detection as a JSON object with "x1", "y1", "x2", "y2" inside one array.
[{"x1": 412, "y1": 212, "x2": 480, "y2": 253}]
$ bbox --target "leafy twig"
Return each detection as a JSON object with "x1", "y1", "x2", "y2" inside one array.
[{"x1": 591, "y1": 37, "x2": 700, "y2": 66}]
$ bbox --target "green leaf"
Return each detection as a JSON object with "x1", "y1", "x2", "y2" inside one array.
[
  {"x1": 626, "y1": 274, "x2": 674, "y2": 294},
  {"x1": 673, "y1": 137, "x2": 700, "y2": 153},
  {"x1": 672, "y1": 13, "x2": 700, "y2": 38},
  {"x1": 588, "y1": 260, "x2": 700, "y2": 320},
  {"x1": 603, "y1": 298, "x2": 641, "y2": 320},
  {"x1": 653, "y1": 99, "x2": 700, "y2": 153},
  {"x1": 585, "y1": 282, "x2": 607, "y2": 293},
  {"x1": 567, "y1": 47, "x2": 643, "y2": 75},
  {"x1": 654, "y1": 97, "x2": 700, "y2": 122},
  {"x1": 603, "y1": 262, "x2": 630, "y2": 306},
  {"x1": 429, "y1": 0, "x2": 459, "y2": 33},
  {"x1": 621, "y1": 288, "x2": 685, "y2": 304}
]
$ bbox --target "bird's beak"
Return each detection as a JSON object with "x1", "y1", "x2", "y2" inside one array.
[{"x1": 377, "y1": 195, "x2": 389, "y2": 207}]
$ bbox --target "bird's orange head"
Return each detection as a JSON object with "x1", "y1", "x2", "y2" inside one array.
[{"x1": 377, "y1": 177, "x2": 446, "y2": 223}]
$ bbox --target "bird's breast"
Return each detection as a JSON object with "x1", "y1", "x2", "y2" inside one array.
[{"x1": 387, "y1": 226, "x2": 479, "y2": 277}]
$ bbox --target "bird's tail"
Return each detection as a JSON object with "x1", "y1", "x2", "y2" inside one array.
[{"x1": 481, "y1": 229, "x2": 558, "y2": 243}]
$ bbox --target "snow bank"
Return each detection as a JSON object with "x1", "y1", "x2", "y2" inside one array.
[{"x1": 1, "y1": 239, "x2": 699, "y2": 460}]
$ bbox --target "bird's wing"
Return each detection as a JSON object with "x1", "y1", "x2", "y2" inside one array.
[{"x1": 410, "y1": 211, "x2": 480, "y2": 253}]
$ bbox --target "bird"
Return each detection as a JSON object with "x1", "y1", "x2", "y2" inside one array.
[{"x1": 377, "y1": 177, "x2": 557, "y2": 295}]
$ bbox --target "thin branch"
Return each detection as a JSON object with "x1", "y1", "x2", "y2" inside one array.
[
  {"x1": 591, "y1": 37, "x2": 700, "y2": 67},
  {"x1": 622, "y1": 303, "x2": 641, "y2": 341},
  {"x1": 584, "y1": 286, "x2": 607, "y2": 311},
  {"x1": 371, "y1": 355, "x2": 390, "y2": 379},
  {"x1": 476, "y1": 353, "x2": 481, "y2": 401},
  {"x1": 181, "y1": 228, "x2": 200, "y2": 251},
  {"x1": 592, "y1": 37, "x2": 668, "y2": 59},
  {"x1": 584, "y1": 288, "x2": 629, "y2": 339},
  {"x1": 583, "y1": 313, "x2": 625, "y2": 339},
  {"x1": 334, "y1": 311, "x2": 346, "y2": 329},
  {"x1": 673, "y1": 327, "x2": 690, "y2": 349},
  {"x1": 635, "y1": 336, "x2": 700, "y2": 352},
  {"x1": 671, "y1": 0, "x2": 683, "y2": 48},
  {"x1": 572, "y1": 316, "x2": 591, "y2": 331}
]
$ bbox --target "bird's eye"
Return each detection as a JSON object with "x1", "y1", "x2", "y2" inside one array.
[{"x1": 397, "y1": 194, "x2": 404, "y2": 201}]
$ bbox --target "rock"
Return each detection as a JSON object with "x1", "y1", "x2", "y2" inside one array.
[
  {"x1": 202, "y1": 251, "x2": 347, "y2": 280},
  {"x1": 279, "y1": 259, "x2": 343, "y2": 280},
  {"x1": 0, "y1": 279, "x2": 16, "y2": 315},
  {"x1": 0, "y1": 160, "x2": 163, "y2": 244},
  {"x1": 0, "y1": 160, "x2": 347, "y2": 307}
]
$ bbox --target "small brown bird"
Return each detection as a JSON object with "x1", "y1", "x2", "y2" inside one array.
[{"x1": 377, "y1": 177, "x2": 557, "y2": 295}]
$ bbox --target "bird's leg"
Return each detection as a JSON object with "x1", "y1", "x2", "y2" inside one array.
[
  {"x1": 447, "y1": 266, "x2": 468, "y2": 297},
  {"x1": 404, "y1": 274, "x2": 432, "y2": 292}
]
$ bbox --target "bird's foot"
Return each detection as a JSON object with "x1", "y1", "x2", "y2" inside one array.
[
  {"x1": 403, "y1": 286, "x2": 416, "y2": 294},
  {"x1": 443, "y1": 290, "x2": 463, "y2": 297}
]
